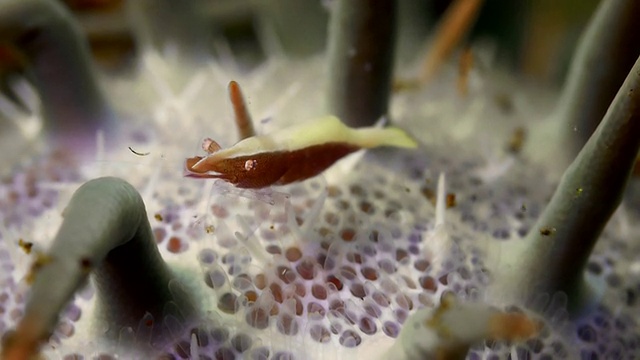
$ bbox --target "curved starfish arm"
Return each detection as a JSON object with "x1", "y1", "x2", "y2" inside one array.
[
  {"x1": 493, "y1": 55, "x2": 640, "y2": 310},
  {"x1": 1, "y1": 177, "x2": 196, "y2": 359},
  {"x1": 0, "y1": 0, "x2": 114, "y2": 148},
  {"x1": 555, "y1": 0, "x2": 640, "y2": 160},
  {"x1": 325, "y1": 0, "x2": 397, "y2": 127}
]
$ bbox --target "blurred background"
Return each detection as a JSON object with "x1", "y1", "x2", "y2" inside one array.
[
  {"x1": 0, "y1": 0, "x2": 600, "y2": 85},
  {"x1": 0, "y1": 0, "x2": 604, "y2": 173}
]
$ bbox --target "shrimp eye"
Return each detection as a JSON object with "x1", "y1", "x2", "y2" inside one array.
[{"x1": 244, "y1": 159, "x2": 257, "y2": 171}]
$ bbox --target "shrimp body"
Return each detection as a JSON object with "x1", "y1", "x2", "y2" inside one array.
[{"x1": 186, "y1": 116, "x2": 417, "y2": 188}]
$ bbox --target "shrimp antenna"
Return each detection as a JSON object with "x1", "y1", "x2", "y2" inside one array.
[{"x1": 228, "y1": 80, "x2": 256, "y2": 140}]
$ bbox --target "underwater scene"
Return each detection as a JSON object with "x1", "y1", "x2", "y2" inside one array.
[{"x1": 0, "y1": 0, "x2": 639, "y2": 359}]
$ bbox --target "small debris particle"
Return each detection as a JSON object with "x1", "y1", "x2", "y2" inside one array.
[
  {"x1": 421, "y1": 187, "x2": 436, "y2": 205},
  {"x1": 539, "y1": 227, "x2": 556, "y2": 236},
  {"x1": 18, "y1": 239, "x2": 33, "y2": 254},
  {"x1": 154, "y1": 213, "x2": 163, "y2": 222},
  {"x1": 446, "y1": 193, "x2": 456, "y2": 208},
  {"x1": 205, "y1": 225, "x2": 215, "y2": 234},
  {"x1": 392, "y1": 78, "x2": 421, "y2": 93},
  {"x1": 494, "y1": 93, "x2": 514, "y2": 114},
  {"x1": 575, "y1": 187, "x2": 584, "y2": 197},
  {"x1": 128, "y1": 147, "x2": 150, "y2": 156},
  {"x1": 26, "y1": 253, "x2": 53, "y2": 284},
  {"x1": 506, "y1": 127, "x2": 527, "y2": 154},
  {"x1": 79, "y1": 258, "x2": 92, "y2": 271},
  {"x1": 521, "y1": 204, "x2": 527, "y2": 212}
]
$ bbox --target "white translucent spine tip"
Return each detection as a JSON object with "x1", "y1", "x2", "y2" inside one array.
[
  {"x1": 300, "y1": 188, "x2": 328, "y2": 236},
  {"x1": 0, "y1": 81, "x2": 42, "y2": 140},
  {"x1": 236, "y1": 215, "x2": 271, "y2": 264},
  {"x1": 96, "y1": 129, "x2": 105, "y2": 162},
  {"x1": 190, "y1": 332, "x2": 200, "y2": 359},
  {"x1": 195, "y1": 180, "x2": 215, "y2": 221}
]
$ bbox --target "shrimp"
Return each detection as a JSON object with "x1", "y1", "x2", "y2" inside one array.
[{"x1": 185, "y1": 82, "x2": 417, "y2": 188}]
